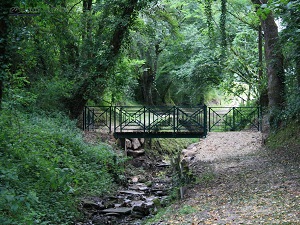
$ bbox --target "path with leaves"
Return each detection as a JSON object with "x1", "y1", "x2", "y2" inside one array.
[{"x1": 147, "y1": 132, "x2": 300, "y2": 224}]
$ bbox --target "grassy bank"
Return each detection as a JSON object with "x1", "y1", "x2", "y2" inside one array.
[{"x1": 0, "y1": 110, "x2": 123, "y2": 225}]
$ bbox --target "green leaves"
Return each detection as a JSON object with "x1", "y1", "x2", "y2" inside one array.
[{"x1": 0, "y1": 110, "x2": 123, "y2": 224}]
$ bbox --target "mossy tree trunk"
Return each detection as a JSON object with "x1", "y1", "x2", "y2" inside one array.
[{"x1": 252, "y1": 0, "x2": 285, "y2": 126}]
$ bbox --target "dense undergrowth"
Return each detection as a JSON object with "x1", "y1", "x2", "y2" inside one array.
[{"x1": 0, "y1": 109, "x2": 124, "y2": 225}]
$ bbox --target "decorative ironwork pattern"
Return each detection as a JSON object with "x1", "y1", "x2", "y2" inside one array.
[
  {"x1": 208, "y1": 107, "x2": 261, "y2": 132},
  {"x1": 83, "y1": 105, "x2": 208, "y2": 138},
  {"x1": 83, "y1": 106, "x2": 261, "y2": 138}
]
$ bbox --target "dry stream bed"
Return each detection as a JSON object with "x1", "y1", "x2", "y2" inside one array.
[{"x1": 78, "y1": 131, "x2": 300, "y2": 224}]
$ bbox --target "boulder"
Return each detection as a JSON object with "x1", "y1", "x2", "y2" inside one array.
[
  {"x1": 139, "y1": 138, "x2": 145, "y2": 145},
  {"x1": 125, "y1": 139, "x2": 132, "y2": 149},
  {"x1": 130, "y1": 138, "x2": 141, "y2": 150}
]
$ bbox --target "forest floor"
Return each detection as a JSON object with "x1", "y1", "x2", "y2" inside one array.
[{"x1": 145, "y1": 132, "x2": 300, "y2": 224}]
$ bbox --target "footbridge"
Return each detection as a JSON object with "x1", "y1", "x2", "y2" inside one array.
[{"x1": 83, "y1": 105, "x2": 261, "y2": 138}]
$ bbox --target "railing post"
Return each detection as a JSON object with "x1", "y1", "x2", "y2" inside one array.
[
  {"x1": 114, "y1": 106, "x2": 116, "y2": 133},
  {"x1": 208, "y1": 107, "x2": 211, "y2": 132},
  {"x1": 173, "y1": 106, "x2": 176, "y2": 134},
  {"x1": 83, "y1": 106, "x2": 86, "y2": 130},
  {"x1": 119, "y1": 107, "x2": 122, "y2": 133},
  {"x1": 232, "y1": 107, "x2": 236, "y2": 131},
  {"x1": 258, "y1": 106, "x2": 262, "y2": 131},
  {"x1": 109, "y1": 106, "x2": 112, "y2": 133},
  {"x1": 144, "y1": 106, "x2": 146, "y2": 133},
  {"x1": 87, "y1": 108, "x2": 90, "y2": 131},
  {"x1": 92, "y1": 108, "x2": 95, "y2": 130},
  {"x1": 204, "y1": 105, "x2": 208, "y2": 136}
]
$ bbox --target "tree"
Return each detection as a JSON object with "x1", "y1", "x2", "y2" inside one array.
[
  {"x1": 128, "y1": 1, "x2": 181, "y2": 105},
  {"x1": 63, "y1": 0, "x2": 151, "y2": 118},
  {"x1": 252, "y1": 0, "x2": 285, "y2": 122}
]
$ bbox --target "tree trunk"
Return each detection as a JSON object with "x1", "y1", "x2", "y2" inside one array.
[
  {"x1": 262, "y1": 12, "x2": 285, "y2": 110},
  {"x1": 252, "y1": 0, "x2": 285, "y2": 127},
  {"x1": 139, "y1": 43, "x2": 162, "y2": 105},
  {"x1": 142, "y1": 66, "x2": 155, "y2": 105},
  {"x1": 258, "y1": 25, "x2": 268, "y2": 107}
]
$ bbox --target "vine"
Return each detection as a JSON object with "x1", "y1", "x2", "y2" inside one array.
[
  {"x1": 204, "y1": 0, "x2": 214, "y2": 40},
  {"x1": 220, "y1": 0, "x2": 227, "y2": 54}
]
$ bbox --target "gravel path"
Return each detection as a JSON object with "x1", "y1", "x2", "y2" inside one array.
[
  {"x1": 182, "y1": 132, "x2": 263, "y2": 162},
  {"x1": 146, "y1": 131, "x2": 300, "y2": 225}
]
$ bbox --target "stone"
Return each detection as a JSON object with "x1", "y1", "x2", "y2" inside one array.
[
  {"x1": 131, "y1": 211, "x2": 145, "y2": 218},
  {"x1": 130, "y1": 200, "x2": 144, "y2": 207},
  {"x1": 119, "y1": 190, "x2": 144, "y2": 195},
  {"x1": 130, "y1": 138, "x2": 141, "y2": 150},
  {"x1": 156, "y1": 162, "x2": 171, "y2": 167},
  {"x1": 138, "y1": 186, "x2": 149, "y2": 192},
  {"x1": 132, "y1": 203, "x2": 150, "y2": 216},
  {"x1": 125, "y1": 139, "x2": 132, "y2": 149},
  {"x1": 139, "y1": 138, "x2": 145, "y2": 145},
  {"x1": 127, "y1": 149, "x2": 145, "y2": 158},
  {"x1": 131, "y1": 176, "x2": 139, "y2": 183},
  {"x1": 81, "y1": 199, "x2": 104, "y2": 210},
  {"x1": 101, "y1": 207, "x2": 132, "y2": 215}
]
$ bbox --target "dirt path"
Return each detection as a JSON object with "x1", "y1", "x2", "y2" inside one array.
[{"x1": 146, "y1": 132, "x2": 300, "y2": 224}]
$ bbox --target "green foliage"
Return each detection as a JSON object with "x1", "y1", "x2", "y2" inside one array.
[
  {"x1": 178, "y1": 205, "x2": 197, "y2": 215},
  {"x1": 0, "y1": 109, "x2": 123, "y2": 224},
  {"x1": 3, "y1": 69, "x2": 37, "y2": 110},
  {"x1": 31, "y1": 76, "x2": 74, "y2": 112},
  {"x1": 106, "y1": 56, "x2": 144, "y2": 104}
]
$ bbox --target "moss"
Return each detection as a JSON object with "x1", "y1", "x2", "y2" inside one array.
[
  {"x1": 267, "y1": 121, "x2": 300, "y2": 148},
  {"x1": 146, "y1": 138, "x2": 199, "y2": 156},
  {"x1": 266, "y1": 121, "x2": 300, "y2": 162}
]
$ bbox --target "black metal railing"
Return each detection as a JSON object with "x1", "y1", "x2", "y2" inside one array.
[
  {"x1": 208, "y1": 106, "x2": 261, "y2": 132},
  {"x1": 83, "y1": 105, "x2": 261, "y2": 138},
  {"x1": 83, "y1": 105, "x2": 207, "y2": 138},
  {"x1": 83, "y1": 106, "x2": 112, "y2": 131}
]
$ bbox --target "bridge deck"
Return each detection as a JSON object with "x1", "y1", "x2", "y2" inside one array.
[{"x1": 113, "y1": 131, "x2": 206, "y2": 139}]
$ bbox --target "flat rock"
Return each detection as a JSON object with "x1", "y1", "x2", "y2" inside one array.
[
  {"x1": 119, "y1": 190, "x2": 144, "y2": 195},
  {"x1": 156, "y1": 163, "x2": 171, "y2": 167},
  {"x1": 130, "y1": 200, "x2": 144, "y2": 207},
  {"x1": 81, "y1": 200, "x2": 104, "y2": 210},
  {"x1": 127, "y1": 149, "x2": 145, "y2": 158},
  {"x1": 101, "y1": 207, "x2": 132, "y2": 215}
]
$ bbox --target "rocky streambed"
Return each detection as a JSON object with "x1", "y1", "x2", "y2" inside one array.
[{"x1": 76, "y1": 159, "x2": 173, "y2": 225}]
